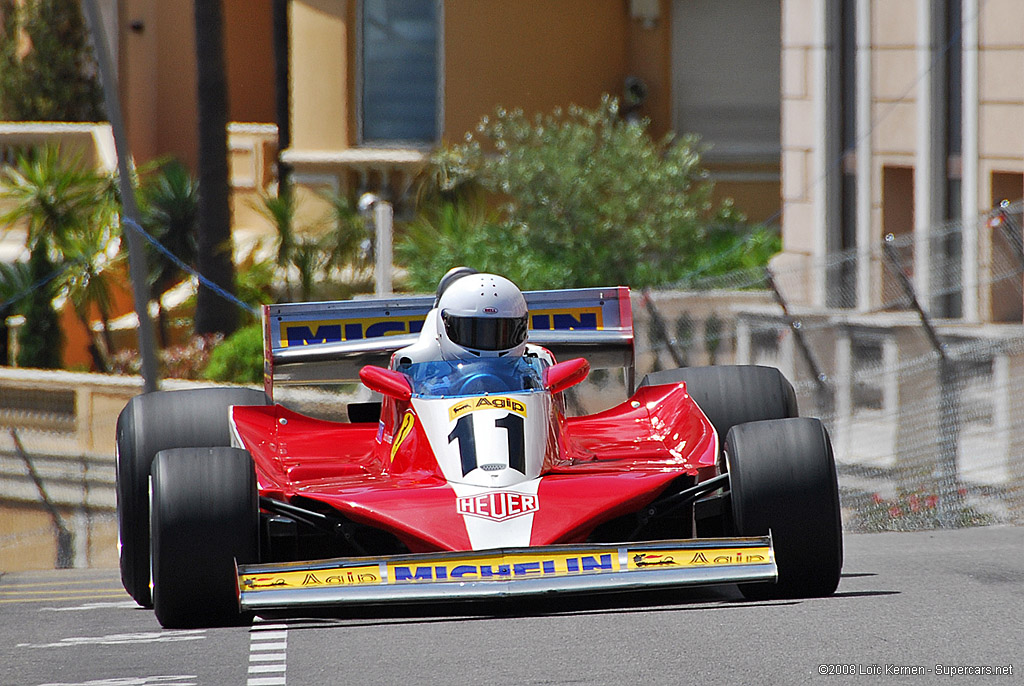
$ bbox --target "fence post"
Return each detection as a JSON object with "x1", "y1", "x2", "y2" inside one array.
[
  {"x1": 766, "y1": 268, "x2": 832, "y2": 416},
  {"x1": 640, "y1": 289, "x2": 686, "y2": 369},
  {"x1": 82, "y1": 0, "x2": 160, "y2": 394},
  {"x1": 882, "y1": 234, "x2": 963, "y2": 521}
]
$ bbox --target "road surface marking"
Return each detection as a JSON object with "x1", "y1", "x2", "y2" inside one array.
[
  {"x1": 17, "y1": 631, "x2": 205, "y2": 648},
  {"x1": 248, "y1": 620, "x2": 287, "y2": 686}
]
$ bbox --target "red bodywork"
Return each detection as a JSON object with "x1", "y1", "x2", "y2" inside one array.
[{"x1": 232, "y1": 380, "x2": 717, "y2": 554}]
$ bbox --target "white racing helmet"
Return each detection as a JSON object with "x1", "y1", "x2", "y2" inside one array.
[{"x1": 436, "y1": 272, "x2": 528, "y2": 359}]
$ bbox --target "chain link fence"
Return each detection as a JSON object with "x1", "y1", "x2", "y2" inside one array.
[
  {"x1": 636, "y1": 200, "x2": 1024, "y2": 532},
  {"x1": 2, "y1": 201, "x2": 1023, "y2": 569}
]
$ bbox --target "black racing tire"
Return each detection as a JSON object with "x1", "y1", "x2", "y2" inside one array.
[
  {"x1": 725, "y1": 417, "x2": 843, "y2": 599},
  {"x1": 638, "y1": 365, "x2": 798, "y2": 440},
  {"x1": 150, "y1": 447, "x2": 259, "y2": 628},
  {"x1": 115, "y1": 387, "x2": 267, "y2": 607}
]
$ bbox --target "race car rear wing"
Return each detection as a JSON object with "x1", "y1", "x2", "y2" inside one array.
[{"x1": 263, "y1": 286, "x2": 633, "y2": 398}]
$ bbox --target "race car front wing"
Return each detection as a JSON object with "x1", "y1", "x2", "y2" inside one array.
[{"x1": 237, "y1": 536, "x2": 775, "y2": 610}]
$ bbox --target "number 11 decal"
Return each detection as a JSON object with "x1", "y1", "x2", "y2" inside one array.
[{"x1": 448, "y1": 413, "x2": 526, "y2": 476}]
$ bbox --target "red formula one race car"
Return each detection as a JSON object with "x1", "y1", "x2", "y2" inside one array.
[{"x1": 115, "y1": 283, "x2": 842, "y2": 628}]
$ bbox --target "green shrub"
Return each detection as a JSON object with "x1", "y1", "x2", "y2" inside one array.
[
  {"x1": 203, "y1": 324, "x2": 264, "y2": 384},
  {"x1": 400, "y1": 96, "x2": 769, "y2": 291}
]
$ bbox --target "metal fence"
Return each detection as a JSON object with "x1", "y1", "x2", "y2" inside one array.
[
  {"x1": 636, "y1": 200, "x2": 1024, "y2": 532},
  {"x1": 2, "y1": 202, "x2": 1023, "y2": 569}
]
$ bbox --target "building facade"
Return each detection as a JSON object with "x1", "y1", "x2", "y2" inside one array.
[
  {"x1": 775, "y1": 0, "x2": 1024, "y2": 324},
  {"x1": 282, "y1": 0, "x2": 782, "y2": 224},
  {"x1": 113, "y1": 1, "x2": 784, "y2": 226}
]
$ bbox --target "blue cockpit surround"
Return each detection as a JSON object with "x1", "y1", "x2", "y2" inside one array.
[{"x1": 398, "y1": 357, "x2": 548, "y2": 398}]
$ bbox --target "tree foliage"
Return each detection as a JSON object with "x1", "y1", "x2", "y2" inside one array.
[
  {"x1": 203, "y1": 323, "x2": 263, "y2": 384},
  {"x1": 400, "y1": 97, "x2": 773, "y2": 292},
  {"x1": 15, "y1": 245, "x2": 62, "y2": 368},
  {"x1": 138, "y1": 159, "x2": 199, "y2": 345},
  {"x1": 0, "y1": 146, "x2": 120, "y2": 369},
  {"x1": 254, "y1": 188, "x2": 372, "y2": 301},
  {"x1": 0, "y1": 0, "x2": 104, "y2": 121}
]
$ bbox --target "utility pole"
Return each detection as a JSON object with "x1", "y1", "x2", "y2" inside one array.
[{"x1": 81, "y1": 0, "x2": 160, "y2": 393}]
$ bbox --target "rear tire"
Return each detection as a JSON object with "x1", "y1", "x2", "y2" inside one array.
[
  {"x1": 116, "y1": 387, "x2": 267, "y2": 607},
  {"x1": 725, "y1": 418, "x2": 843, "y2": 599},
  {"x1": 150, "y1": 447, "x2": 258, "y2": 628},
  {"x1": 638, "y1": 365, "x2": 797, "y2": 439}
]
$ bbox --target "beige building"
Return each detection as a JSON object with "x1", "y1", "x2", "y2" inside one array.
[
  {"x1": 775, "y1": 0, "x2": 1024, "y2": 324},
  {"x1": 282, "y1": 0, "x2": 783, "y2": 224}
]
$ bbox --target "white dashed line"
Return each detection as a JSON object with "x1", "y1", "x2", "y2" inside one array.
[
  {"x1": 248, "y1": 621, "x2": 287, "y2": 686},
  {"x1": 249, "y1": 653, "x2": 287, "y2": 662}
]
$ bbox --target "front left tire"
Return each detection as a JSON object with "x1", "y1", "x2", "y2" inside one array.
[
  {"x1": 150, "y1": 447, "x2": 259, "y2": 628},
  {"x1": 116, "y1": 387, "x2": 267, "y2": 607}
]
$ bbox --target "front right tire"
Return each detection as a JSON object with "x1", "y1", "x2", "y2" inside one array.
[{"x1": 725, "y1": 417, "x2": 843, "y2": 599}]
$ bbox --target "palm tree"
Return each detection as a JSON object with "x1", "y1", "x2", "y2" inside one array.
[
  {"x1": 255, "y1": 187, "x2": 297, "y2": 299},
  {"x1": 256, "y1": 189, "x2": 371, "y2": 301},
  {"x1": 60, "y1": 214, "x2": 123, "y2": 366},
  {"x1": 15, "y1": 247, "x2": 63, "y2": 368},
  {"x1": 0, "y1": 260, "x2": 32, "y2": 364},
  {"x1": 140, "y1": 160, "x2": 198, "y2": 345},
  {"x1": 323, "y1": 192, "x2": 372, "y2": 284},
  {"x1": 0, "y1": 145, "x2": 120, "y2": 370},
  {"x1": 193, "y1": 0, "x2": 237, "y2": 336}
]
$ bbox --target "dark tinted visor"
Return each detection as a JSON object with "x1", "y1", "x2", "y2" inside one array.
[{"x1": 442, "y1": 312, "x2": 528, "y2": 351}]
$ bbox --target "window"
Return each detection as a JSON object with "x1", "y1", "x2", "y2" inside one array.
[
  {"x1": 989, "y1": 172, "x2": 1024, "y2": 322},
  {"x1": 359, "y1": 0, "x2": 441, "y2": 144},
  {"x1": 881, "y1": 165, "x2": 915, "y2": 310},
  {"x1": 670, "y1": 0, "x2": 780, "y2": 163}
]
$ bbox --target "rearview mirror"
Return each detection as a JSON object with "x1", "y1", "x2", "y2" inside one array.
[
  {"x1": 359, "y1": 366, "x2": 412, "y2": 401},
  {"x1": 545, "y1": 358, "x2": 590, "y2": 394}
]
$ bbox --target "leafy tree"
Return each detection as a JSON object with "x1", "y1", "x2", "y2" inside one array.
[
  {"x1": 0, "y1": 0, "x2": 104, "y2": 121},
  {"x1": 400, "y1": 97, "x2": 768, "y2": 291}
]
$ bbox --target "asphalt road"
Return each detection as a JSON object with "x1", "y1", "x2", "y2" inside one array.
[{"x1": 0, "y1": 526, "x2": 1021, "y2": 686}]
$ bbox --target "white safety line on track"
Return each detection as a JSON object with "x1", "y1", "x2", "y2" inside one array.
[{"x1": 248, "y1": 620, "x2": 287, "y2": 686}]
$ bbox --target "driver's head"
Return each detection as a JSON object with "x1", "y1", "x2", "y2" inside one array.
[{"x1": 436, "y1": 272, "x2": 528, "y2": 360}]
